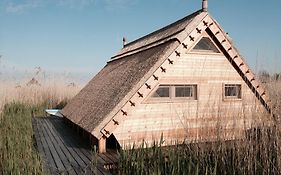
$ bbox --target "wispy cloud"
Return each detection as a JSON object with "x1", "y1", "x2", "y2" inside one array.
[
  {"x1": 3, "y1": 0, "x2": 96, "y2": 13},
  {"x1": 57, "y1": 0, "x2": 96, "y2": 9},
  {"x1": 5, "y1": 0, "x2": 42, "y2": 13},
  {"x1": 103, "y1": 0, "x2": 138, "y2": 11},
  {"x1": 2, "y1": 0, "x2": 137, "y2": 14}
]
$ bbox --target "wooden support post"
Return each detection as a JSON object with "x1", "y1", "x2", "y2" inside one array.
[{"x1": 99, "y1": 135, "x2": 107, "y2": 153}]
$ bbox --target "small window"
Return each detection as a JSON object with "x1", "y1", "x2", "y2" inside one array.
[
  {"x1": 152, "y1": 85, "x2": 170, "y2": 97},
  {"x1": 175, "y1": 85, "x2": 197, "y2": 99},
  {"x1": 192, "y1": 37, "x2": 220, "y2": 53},
  {"x1": 224, "y1": 84, "x2": 241, "y2": 99},
  {"x1": 151, "y1": 84, "x2": 197, "y2": 101}
]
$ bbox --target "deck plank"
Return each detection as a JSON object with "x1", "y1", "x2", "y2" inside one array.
[
  {"x1": 35, "y1": 118, "x2": 59, "y2": 174},
  {"x1": 39, "y1": 118, "x2": 66, "y2": 173},
  {"x1": 49, "y1": 118, "x2": 110, "y2": 174},
  {"x1": 45, "y1": 117, "x2": 100, "y2": 175},
  {"x1": 43, "y1": 118, "x2": 79, "y2": 175},
  {"x1": 32, "y1": 116, "x2": 117, "y2": 175}
]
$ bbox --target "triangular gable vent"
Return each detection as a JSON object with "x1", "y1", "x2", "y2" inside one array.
[{"x1": 192, "y1": 37, "x2": 220, "y2": 53}]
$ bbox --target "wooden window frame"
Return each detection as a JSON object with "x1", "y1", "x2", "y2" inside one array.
[
  {"x1": 223, "y1": 84, "x2": 242, "y2": 100},
  {"x1": 151, "y1": 85, "x2": 171, "y2": 99},
  {"x1": 174, "y1": 85, "x2": 197, "y2": 100},
  {"x1": 190, "y1": 33, "x2": 222, "y2": 55},
  {"x1": 147, "y1": 84, "x2": 198, "y2": 103}
]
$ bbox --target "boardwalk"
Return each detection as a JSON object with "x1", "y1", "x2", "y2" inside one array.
[{"x1": 32, "y1": 116, "x2": 118, "y2": 175}]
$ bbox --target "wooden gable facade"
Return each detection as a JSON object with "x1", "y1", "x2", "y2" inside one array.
[{"x1": 62, "y1": 3, "x2": 272, "y2": 153}]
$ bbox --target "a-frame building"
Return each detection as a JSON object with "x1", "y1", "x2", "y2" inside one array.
[{"x1": 62, "y1": 0, "x2": 272, "y2": 153}]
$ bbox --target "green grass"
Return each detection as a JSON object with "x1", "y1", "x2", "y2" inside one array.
[
  {"x1": 117, "y1": 128, "x2": 281, "y2": 175},
  {"x1": 0, "y1": 102, "x2": 54, "y2": 174}
]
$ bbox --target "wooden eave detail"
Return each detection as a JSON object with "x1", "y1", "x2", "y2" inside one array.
[
  {"x1": 205, "y1": 15, "x2": 271, "y2": 112},
  {"x1": 99, "y1": 15, "x2": 211, "y2": 139},
  {"x1": 93, "y1": 13, "x2": 271, "y2": 140}
]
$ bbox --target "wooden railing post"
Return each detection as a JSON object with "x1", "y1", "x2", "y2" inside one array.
[{"x1": 99, "y1": 135, "x2": 107, "y2": 153}]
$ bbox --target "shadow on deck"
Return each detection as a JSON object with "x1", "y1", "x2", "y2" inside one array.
[{"x1": 32, "y1": 116, "x2": 118, "y2": 175}]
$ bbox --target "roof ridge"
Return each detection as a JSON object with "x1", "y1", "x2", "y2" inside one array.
[
  {"x1": 109, "y1": 32, "x2": 182, "y2": 62},
  {"x1": 124, "y1": 9, "x2": 202, "y2": 48}
]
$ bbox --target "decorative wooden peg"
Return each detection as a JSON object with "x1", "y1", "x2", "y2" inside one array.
[
  {"x1": 137, "y1": 92, "x2": 144, "y2": 98},
  {"x1": 196, "y1": 28, "x2": 202, "y2": 34},
  {"x1": 104, "y1": 129, "x2": 110, "y2": 135},
  {"x1": 251, "y1": 78, "x2": 255, "y2": 81},
  {"x1": 233, "y1": 55, "x2": 238, "y2": 59},
  {"x1": 145, "y1": 83, "x2": 151, "y2": 89},
  {"x1": 189, "y1": 36, "x2": 195, "y2": 41},
  {"x1": 112, "y1": 119, "x2": 119, "y2": 125},
  {"x1": 261, "y1": 91, "x2": 266, "y2": 96},
  {"x1": 203, "y1": 21, "x2": 208, "y2": 26},
  {"x1": 121, "y1": 109, "x2": 128, "y2": 116},
  {"x1": 239, "y1": 63, "x2": 244, "y2": 67},
  {"x1": 129, "y1": 100, "x2": 135, "y2": 107},
  {"x1": 215, "y1": 31, "x2": 220, "y2": 35},
  {"x1": 168, "y1": 59, "x2": 174, "y2": 64},
  {"x1": 175, "y1": 51, "x2": 181, "y2": 57},
  {"x1": 182, "y1": 43, "x2": 188, "y2": 49},
  {"x1": 246, "y1": 70, "x2": 250, "y2": 74},
  {"x1": 153, "y1": 75, "x2": 159, "y2": 81},
  {"x1": 228, "y1": 47, "x2": 232, "y2": 51},
  {"x1": 160, "y1": 67, "x2": 166, "y2": 73},
  {"x1": 209, "y1": 22, "x2": 214, "y2": 27},
  {"x1": 221, "y1": 39, "x2": 226, "y2": 43}
]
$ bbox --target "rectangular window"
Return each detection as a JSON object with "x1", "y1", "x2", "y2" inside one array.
[
  {"x1": 152, "y1": 85, "x2": 170, "y2": 97},
  {"x1": 151, "y1": 84, "x2": 197, "y2": 101},
  {"x1": 175, "y1": 85, "x2": 197, "y2": 99},
  {"x1": 224, "y1": 84, "x2": 241, "y2": 99}
]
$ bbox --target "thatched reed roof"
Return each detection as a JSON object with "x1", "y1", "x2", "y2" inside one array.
[
  {"x1": 62, "y1": 40, "x2": 179, "y2": 133},
  {"x1": 62, "y1": 10, "x2": 205, "y2": 136}
]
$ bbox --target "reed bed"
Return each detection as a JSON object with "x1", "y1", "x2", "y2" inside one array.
[
  {"x1": 117, "y1": 128, "x2": 280, "y2": 175},
  {"x1": 0, "y1": 79, "x2": 81, "y2": 174},
  {"x1": 0, "y1": 80, "x2": 81, "y2": 114},
  {"x1": 0, "y1": 75, "x2": 280, "y2": 174}
]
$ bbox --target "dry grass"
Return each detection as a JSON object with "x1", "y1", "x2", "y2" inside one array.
[
  {"x1": 117, "y1": 78, "x2": 281, "y2": 175},
  {"x1": 0, "y1": 72, "x2": 280, "y2": 174},
  {"x1": 0, "y1": 79, "x2": 82, "y2": 114},
  {"x1": 0, "y1": 76, "x2": 82, "y2": 174},
  {"x1": 265, "y1": 79, "x2": 281, "y2": 118}
]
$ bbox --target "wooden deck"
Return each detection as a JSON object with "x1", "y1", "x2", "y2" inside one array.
[{"x1": 32, "y1": 116, "x2": 118, "y2": 175}]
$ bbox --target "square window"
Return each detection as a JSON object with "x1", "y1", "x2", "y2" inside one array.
[
  {"x1": 224, "y1": 84, "x2": 241, "y2": 99},
  {"x1": 152, "y1": 86, "x2": 170, "y2": 97}
]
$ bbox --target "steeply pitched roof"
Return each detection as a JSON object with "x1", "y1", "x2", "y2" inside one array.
[
  {"x1": 62, "y1": 10, "x2": 207, "y2": 136},
  {"x1": 62, "y1": 40, "x2": 179, "y2": 133},
  {"x1": 62, "y1": 9, "x2": 272, "y2": 139},
  {"x1": 111, "y1": 10, "x2": 206, "y2": 60}
]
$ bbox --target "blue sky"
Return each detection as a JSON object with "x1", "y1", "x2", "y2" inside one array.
[{"x1": 0, "y1": 0, "x2": 281, "y2": 83}]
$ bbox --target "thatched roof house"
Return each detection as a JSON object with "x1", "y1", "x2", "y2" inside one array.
[{"x1": 62, "y1": 1, "x2": 271, "y2": 153}]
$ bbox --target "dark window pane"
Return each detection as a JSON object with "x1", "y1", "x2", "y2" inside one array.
[
  {"x1": 175, "y1": 86, "x2": 192, "y2": 97},
  {"x1": 193, "y1": 37, "x2": 220, "y2": 53},
  {"x1": 225, "y1": 84, "x2": 241, "y2": 98},
  {"x1": 152, "y1": 86, "x2": 170, "y2": 97}
]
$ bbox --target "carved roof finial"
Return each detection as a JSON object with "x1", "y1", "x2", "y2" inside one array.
[{"x1": 202, "y1": 0, "x2": 208, "y2": 12}]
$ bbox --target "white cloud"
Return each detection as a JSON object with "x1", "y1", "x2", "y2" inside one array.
[
  {"x1": 103, "y1": 0, "x2": 138, "y2": 10},
  {"x1": 3, "y1": 0, "x2": 96, "y2": 13},
  {"x1": 57, "y1": 0, "x2": 96, "y2": 9},
  {"x1": 5, "y1": 0, "x2": 42, "y2": 13},
  {"x1": 3, "y1": 0, "x2": 137, "y2": 14}
]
